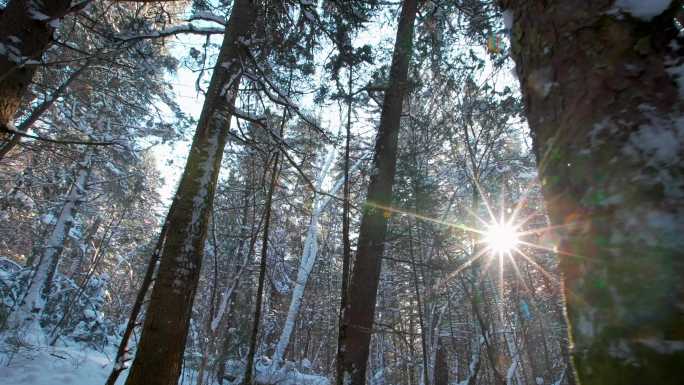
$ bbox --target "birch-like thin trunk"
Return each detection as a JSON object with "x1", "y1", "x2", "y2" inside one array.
[
  {"x1": 123, "y1": 2, "x2": 257, "y2": 385},
  {"x1": 270, "y1": 146, "x2": 336, "y2": 372},
  {"x1": 244, "y1": 151, "x2": 281, "y2": 385}
]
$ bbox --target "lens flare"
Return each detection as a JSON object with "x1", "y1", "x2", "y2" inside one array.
[{"x1": 484, "y1": 222, "x2": 519, "y2": 254}]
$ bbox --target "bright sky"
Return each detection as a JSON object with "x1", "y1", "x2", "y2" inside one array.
[
  {"x1": 150, "y1": 8, "x2": 396, "y2": 206},
  {"x1": 149, "y1": 4, "x2": 523, "y2": 209}
]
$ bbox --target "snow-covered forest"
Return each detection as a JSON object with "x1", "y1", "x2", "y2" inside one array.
[{"x1": 0, "y1": 1, "x2": 682, "y2": 385}]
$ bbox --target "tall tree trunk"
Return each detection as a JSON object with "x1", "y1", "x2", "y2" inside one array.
[
  {"x1": 0, "y1": 0, "x2": 72, "y2": 138},
  {"x1": 105, "y1": 213, "x2": 171, "y2": 385},
  {"x1": 433, "y1": 337, "x2": 448, "y2": 385},
  {"x1": 500, "y1": 1, "x2": 684, "y2": 384},
  {"x1": 271, "y1": 146, "x2": 338, "y2": 371},
  {"x1": 9, "y1": 151, "x2": 92, "y2": 339},
  {"x1": 123, "y1": 2, "x2": 257, "y2": 385},
  {"x1": 335, "y1": 64, "x2": 353, "y2": 385},
  {"x1": 408, "y1": 225, "x2": 430, "y2": 385},
  {"x1": 244, "y1": 151, "x2": 280, "y2": 385},
  {"x1": 336, "y1": 0, "x2": 418, "y2": 383}
]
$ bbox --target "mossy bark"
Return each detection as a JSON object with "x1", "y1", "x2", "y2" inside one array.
[
  {"x1": 0, "y1": 0, "x2": 72, "y2": 135},
  {"x1": 500, "y1": 1, "x2": 684, "y2": 384},
  {"x1": 123, "y1": 2, "x2": 257, "y2": 385}
]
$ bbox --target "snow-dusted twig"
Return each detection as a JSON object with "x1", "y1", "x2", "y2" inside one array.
[
  {"x1": 115, "y1": 24, "x2": 225, "y2": 43},
  {"x1": 188, "y1": 11, "x2": 227, "y2": 26}
]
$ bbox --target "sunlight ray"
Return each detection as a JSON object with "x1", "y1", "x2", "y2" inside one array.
[
  {"x1": 476, "y1": 251, "x2": 497, "y2": 285},
  {"x1": 506, "y1": 251, "x2": 534, "y2": 294},
  {"x1": 505, "y1": 251, "x2": 555, "y2": 331},
  {"x1": 472, "y1": 176, "x2": 498, "y2": 223},
  {"x1": 517, "y1": 239, "x2": 585, "y2": 259},
  {"x1": 364, "y1": 201, "x2": 486, "y2": 235},
  {"x1": 513, "y1": 210, "x2": 544, "y2": 230},
  {"x1": 499, "y1": 180, "x2": 506, "y2": 225},
  {"x1": 434, "y1": 247, "x2": 489, "y2": 292},
  {"x1": 463, "y1": 205, "x2": 494, "y2": 228},
  {"x1": 515, "y1": 220, "x2": 588, "y2": 237},
  {"x1": 512, "y1": 246, "x2": 561, "y2": 287},
  {"x1": 498, "y1": 251, "x2": 505, "y2": 310},
  {"x1": 508, "y1": 178, "x2": 538, "y2": 226}
]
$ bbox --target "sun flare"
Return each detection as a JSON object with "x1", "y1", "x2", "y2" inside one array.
[{"x1": 484, "y1": 222, "x2": 519, "y2": 254}]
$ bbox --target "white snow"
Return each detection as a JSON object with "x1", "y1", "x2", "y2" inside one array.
[
  {"x1": 191, "y1": 10, "x2": 226, "y2": 25},
  {"x1": 271, "y1": 146, "x2": 337, "y2": 370},
  {"x1": 612, "y1": 0, "x2": 672, "y2": 21},
  {"x1": 180, "y1": 132, "x2": 221, "y2": 261},
  {"x1": 626, "y1": 121, "x2": 682, "y2": 165},
  {"x1": 27, "y1": 11, "x2": 50, "y2": 21},
  {"x1": 303, "y1": 10, "x2": 316, "y2": 23},
  {"x1": 0, "y1": 342, "x2": 125, "y2": 385},
  {"x1": 8, "y1": 154, "x2": 92, "y2": 339},
  {"x1": 502, "y1": 10, "x2": 514, "y2": 30},
  {"x1": 210, "y1": 278, "x2": 240, "y2": 332},
  {"x1": 119, "y1": 24, "x2": 224, "y2": 41}
]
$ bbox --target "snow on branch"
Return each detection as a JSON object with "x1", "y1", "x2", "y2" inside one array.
[
  {"x1": 240, "y1": 50, "x2": 331, "y2": 142},
  {"x1": 1, "y1": 123, "x2": 122, "y2": 147},
  {"x1": 116, "y1": 24, "x2": 225, "y2": 42},
  {"x1": 188, "y1": 11, "x2": 227, "y2": 25}
]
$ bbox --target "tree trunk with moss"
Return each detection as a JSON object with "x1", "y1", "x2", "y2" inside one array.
[
  {"x1": 336, "y1": 0, "x2": 419, "y2": 384},
  {"x1": 123, "y1": 2, "x2": 256, "y2": 385},
  {"x1": 500, "y1": 1, "x2": 684, "y2": 384},
  {"x1": 0, "y1": 0, "x2": 72, "y2": 139}
]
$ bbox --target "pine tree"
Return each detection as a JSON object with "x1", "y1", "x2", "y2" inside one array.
[{"x1": 336, "y1": 0, "x2": 420, "y2": 383}]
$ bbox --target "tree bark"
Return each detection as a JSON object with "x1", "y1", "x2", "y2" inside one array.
[
  {"x1": 123, "y1": 2, "x2": 256, "y2": 385},
  {"x1": 9, "y1": 151, "x2": 92, "y2": 339},
  {"x1": 271, "y1": 146, "x2": 339, "y2": 371},
  {"x1": 335, "y1": 64, "x2": 353, "y2": 385},
  {"x1": 408, "y1": 225, "x2": 430, "y2": 385},
  {"x1": 0, "y1": 0, "x2": 72, "y2": 138},
  {"x1": 0, "y1": 60, "x2": 88, "y2": 160},
  {"x1": 336, "y1": 0, "x2": 419, "y2": 384},
  {"x1": 433, "y1": 337, "x2": 448, "y2": 385},
  {"x1": 244, "y1": 152, "x2": 280, "y2": 385},
  {"x1": 500, "y1": 1, "x2": 684, "y2": 384},
  {"x1": 105, "y1": 212, "x2": 171, "y2": 385}
]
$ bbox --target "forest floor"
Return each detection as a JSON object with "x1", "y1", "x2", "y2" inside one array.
[
  {"x1": 0, "y1": 335, "x2": 328, "y2": 385},
  {"x1": 0, "y1": 340, "x2": 123, "y2": 385}
]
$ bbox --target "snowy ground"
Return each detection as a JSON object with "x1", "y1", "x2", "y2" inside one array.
[
  {"x1": 0, "y1": 340, "x2": 329, "y2": 385},
  {"x1": 0, "y1": 341, "x2": 124, "y2": 385}
]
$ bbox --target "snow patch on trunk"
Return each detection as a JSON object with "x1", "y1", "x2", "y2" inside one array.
[
  {"x1": 612, "y1": 0, "x2": 672, "y2": 21},
  {"x1": 174, "y1": 132, "x2": 222, "y2": 291},
  {"x1": 502, "y1": 10, "x2": 514, "y2": 30},
  {"x1": 8, "y1": 153, "x2": 92, "y2": 341}
]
